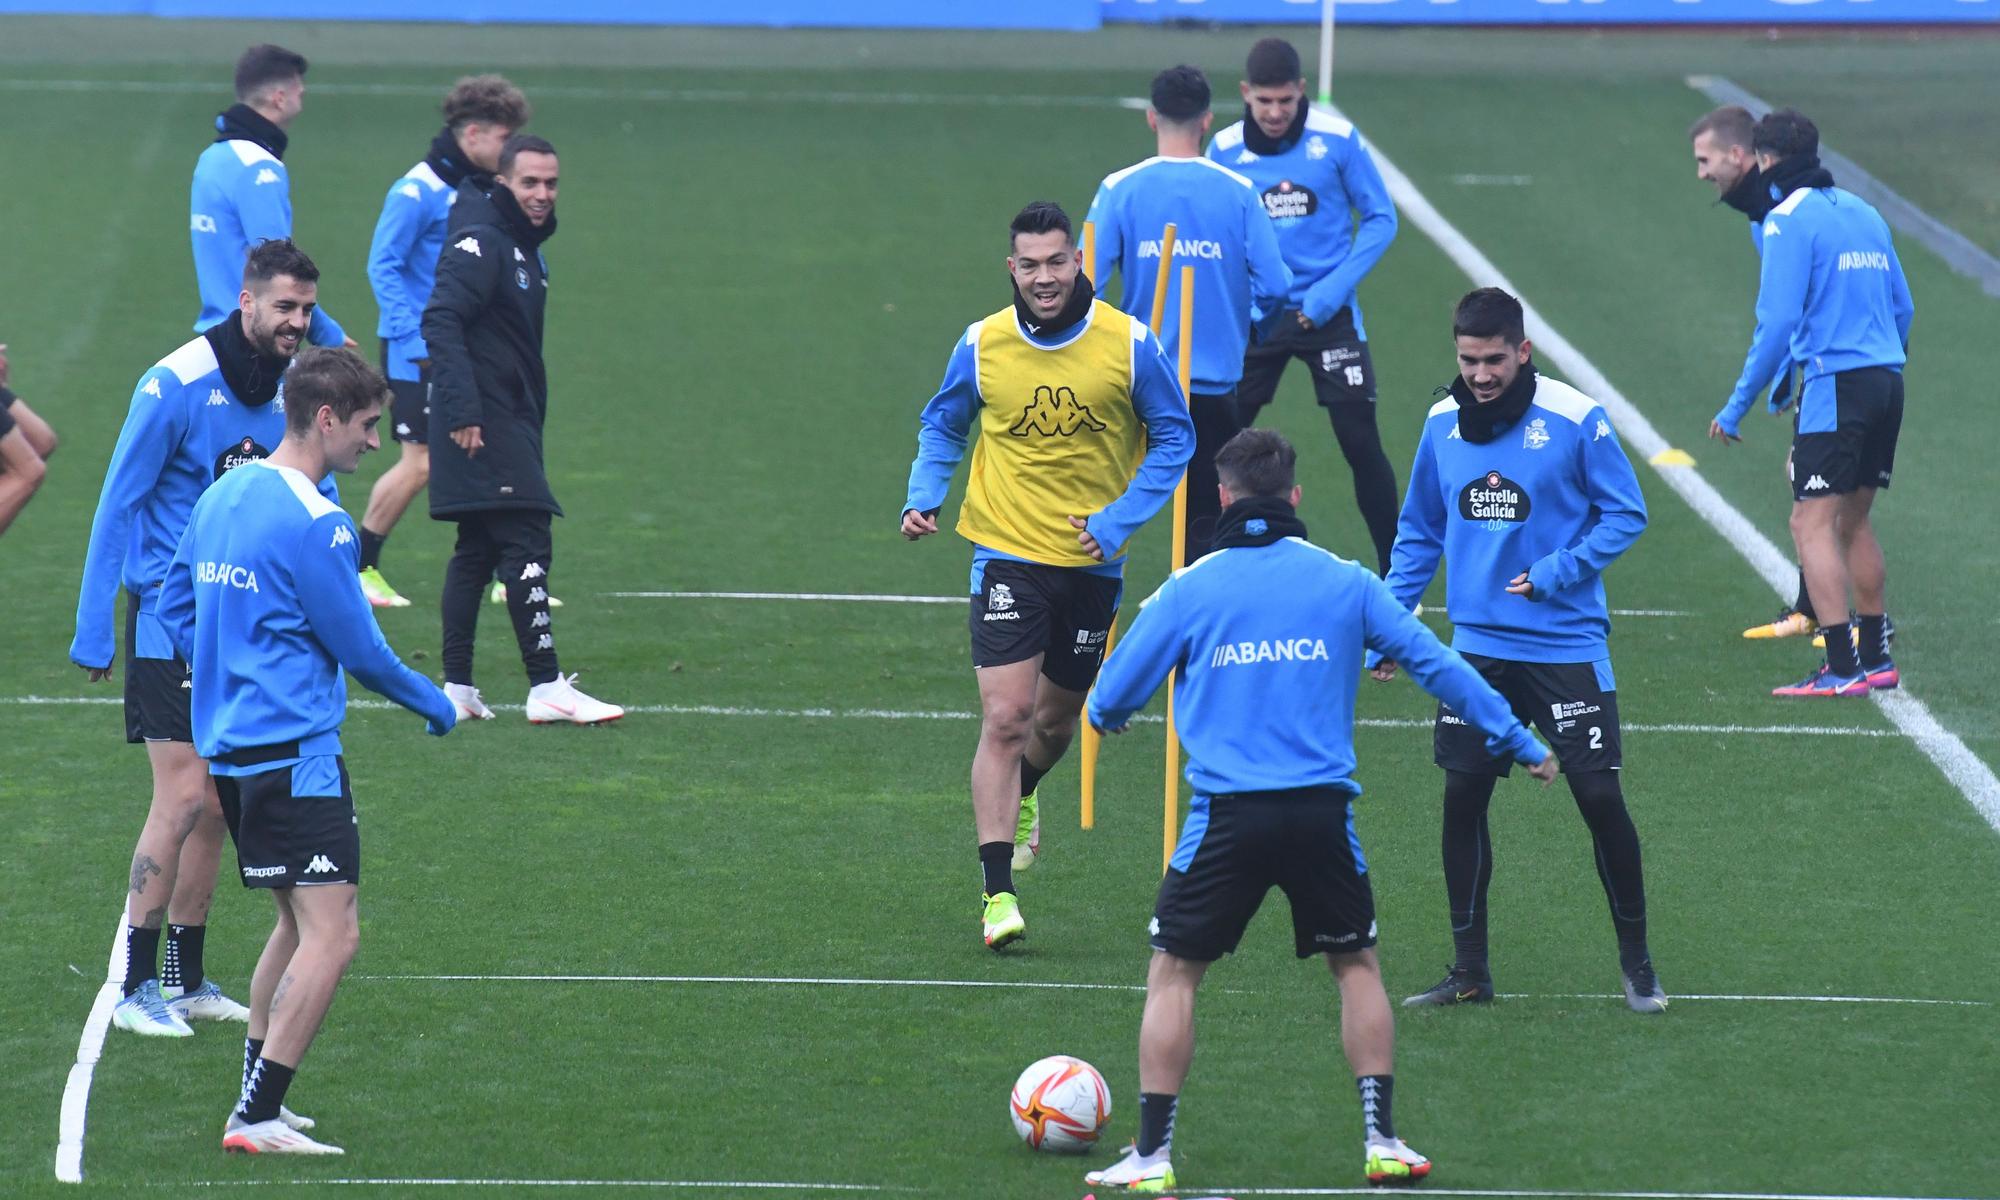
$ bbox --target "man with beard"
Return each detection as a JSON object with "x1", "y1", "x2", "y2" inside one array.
[
  {"x1": 1709, "y1": 109, "x2": 1913, "y2": 699},
  {"x1": 1208, "y1": 38, "x2": 1400, "y2": 579},
  {"x1": 74, "y1": 239, "x2": 337, "y2": 1049},
  {"x1": 191, "y1": 44, "x2": 352, "y2": 349},
  {"x1": 424, "y1": 134, "x2": 623, "y2": 725},
  {"x1": 1373, "y1": 288, "x2": 1665, "y2": 1015},
  {"x1": 900, "y1": 200, "x2": 1193, "y2": 949},
  {"x1": 356, "y1": 75, "x2": 531, "y2": 611},
  {"x1": 158, "y1": 347, "x2": 457, "y2": 1155}
]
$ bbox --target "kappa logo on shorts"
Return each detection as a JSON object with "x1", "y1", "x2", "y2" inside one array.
[
  {"x1": 243, "y1": 864, "x2": 287, "y2": 879},
  {"x1": 1316, "y1": 931, "x2": 1359, "y2": 945},
  {"x1": 1009, "y1": 386, "x2": 1106, "y2": 438},
  {"x1": 303, "y1": 855, "x2": 338, "y2": 875},
  {"x1": 1804, "y1": 474, "x2": 1831, "y2": 492}
]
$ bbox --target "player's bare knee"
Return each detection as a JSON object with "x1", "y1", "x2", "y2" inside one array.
[
  {"x1": 1326, "y1": 946, "x2": 1381, "y2": 980},
  {"x1": 980, "y1": 703, "x2": 1035, "y2": 749}
]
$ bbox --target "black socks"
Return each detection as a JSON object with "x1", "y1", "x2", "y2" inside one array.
[
  {"x1": 1856, "y1": 613, "x2": 1891, "y2": 669},
  {"x1": 359, "y1": 528, "x2": 386, "y2": 572},
  {"x1": 1822, "y1": 621, "x2": 1861, "y2": 676},
  {"x1": 1793, "y1": 569, "x2": 1816, "y2": 622},
  {"x1": 1019, "y1": 758, "x2": 1050, "y2": 800},
  {"x1": 162, "y1": 923, "x2": 205, "y2": 993},
  {"x1": 123, "y1": 925, "x2": 161, "y2": 996},
  {"x1": 1359, "y1": 1075, "x2": 1397, "y2": 1143},
  {"x1": 238, "y1": 1056, "x2": 296, "y2": 1125},
  {"x1": 979, "y1": 842, "x2": 1013, "y2": 897},
  {"x1": 1137, "y1": 1092, "x2": 1178, "y2": 1157}
]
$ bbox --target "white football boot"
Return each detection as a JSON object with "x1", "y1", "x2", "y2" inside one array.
[
  {"x1": 1084, "y1": 1143, "x2": 1176, "y2": 1193},
  {"x1": 525, "y1": 674, "x2": 624, "y2": 725},
  {"x1": 112, "y1": 980, "x2": 193, "y2": 1037},
  {"x1": 444, "y1": 682, "x2": 496, "y2": 721},
  {"x1": 165, "y1": 980, "x2": 249, "y2": 1022},
  {"x1": 222, "y1": 1118, "x2": 343, "y2": 1155},
  {"x1": 226, "y1": 1107, "x2": 317, "y2": 1134}
]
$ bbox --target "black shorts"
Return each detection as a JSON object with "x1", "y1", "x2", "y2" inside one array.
[
  {"x1": 0, "y1": 391, "x2": 16, "y2": 440},
  {"x1": 968, "y1": 558, "x2": 1122, "y2": 693},
  {"x1": 217, "y1": 756, "x2": 361, "y2": 889},
  {"x1": 1435, "y1": 653, "x2": 1621, "y2": 776},
  {"x1": 1151, "y1": 787, "x2": 1377, "y2": 962},
  {"x1": 1237, "y1": 306, "x2": 1377, "y2": 413},
  {"x1": 379, "y1": 345, "x2": 431, "y2": 445},
  {"x1": 123, "y1": 603, "x2": 192, "y2": 745},
  {"x1": 1791, "y1": 367, "x2": 1902, "y2": 500}
]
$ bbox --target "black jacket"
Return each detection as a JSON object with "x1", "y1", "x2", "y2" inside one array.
[{"x1": 423, "y1": 180, "x2": 561, "y2": 518}]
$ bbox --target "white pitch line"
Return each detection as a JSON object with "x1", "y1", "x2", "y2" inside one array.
[
  {"x1": 1339, "y1": 103, "x2": 2000, "y2": 836},
  {"x1": 1, "y1": 695, "x2": 1898, "y2": 737},
  {"x1": 606, "y1": 591, "x2": 1693, "y2": 617},
  {"x1": 186, "y1": 1180, "x2": 905, "y2": 1192},
  {"x1": 1497, "y1": 992, "x2": 1988, "y2": 1008},
  {"x1": 1226, "y1": 1189, "x2": 1997, "y2": 1200},
  {"x1": 56, "y1": 909, "x2": 130, "y2": 1183}
]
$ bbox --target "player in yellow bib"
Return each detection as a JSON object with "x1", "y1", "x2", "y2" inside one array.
[{"x1": 902, "y1": 201, "x2": 1193, "y2": 950}]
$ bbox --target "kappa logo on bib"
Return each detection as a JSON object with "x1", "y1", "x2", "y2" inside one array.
[
  {"x1": 1460, "y1": 471, "x2": 1531, "y2": 528},
  {"x1": 1009, "y1": 386, "x2": 1106, "y2": 438}
]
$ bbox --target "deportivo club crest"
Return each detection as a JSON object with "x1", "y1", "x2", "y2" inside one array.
[
  {"x1": 1306, "y1": 135, "x2": 1328, "y2": 160},
  {"x1": 988, "y1": 584, "x2": 1015, "y2": 613},
  {"x1": 1523, "y1": 417, "x2": 1550, "y2": 450}
]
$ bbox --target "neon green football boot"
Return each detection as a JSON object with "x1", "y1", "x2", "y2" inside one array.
[
  {"x1": 358, "y1": 567, "x2": 412, "y2": 609},
  {"x1": 981, "y1": 891, "x2": 1025, "y2": 949},
  {"x1": 1012, "y1": 789, "x2": 1040, "y2": 871}
]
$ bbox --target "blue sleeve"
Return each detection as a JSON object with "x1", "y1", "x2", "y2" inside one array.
[
  {"x1": 237, "y1": 162, "x2": 341, "y2": 347},
  {"x1": 1383, "y1": 422, "x2": 1445, "y2": 611},
  {"x1": 1301, "y1": 140, "x2": 1398, "y2": 327},
  {"x1": 295, "y1": 512, "x2": 457, "y2": 734},
  {"x1": 1889, "y1": 245, "x2": 1914, "y2": 348},
  {"x1": 367, "y1": 182, "x2": 428, "y2": 345},
  {"x1": 70, "y1": 371, "x2": 186, "y2": 669},
  {"x1": 1086, "y1": 575, "x2": 1185, "y2": 732},
  {"x1": 157, "y1": 518, "x2": 198, "y2": 664},
  {"x1": 1526, "y1": 413, "x2": 1649, "y2": 601},
  {"x1": 1086, "y1": 327, "x2": 1194, "y2": 559},
  {"x1": 1362, "y1": 574, "x2": 1547, "y2": 765},
  {"x1": 1244, "y1": 189, "x2": 1292, "y2": 328},
  {"x1": 1718, "y1": 213, "x2": 1810, "y2": 434},
  {"x1": 902, "y1": 331, "x2": 981, "y2": 517}
]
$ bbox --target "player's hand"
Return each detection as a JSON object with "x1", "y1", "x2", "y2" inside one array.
[
  {"x1": 1069, "y1": 514, "x2": 1105, "y2": 561},
  {"x1": 83, "y1": 664, "x2": 114, "y2": 683},
  {"x1": 1092, "y1": 717, "x2": 1129, "y2": 736},
  {"x1": 900, "y1": 508, "x2": 939, "y2": 541},
  {"x1": 341, "y1": 335, "x2": 360, "y2": 348},
  {"x1": 1506, "y1": 571, "x2": 1536, "y2": 599},
  {"x1": 451, "y1": 425, "x2": 485, "y2": 456},
  {"x1": 1294, "y1": 311, "x2": 1315, "y2": 331},
  {"x1": 1708, "y1": 419, "x2": 1740, "y2": 444},
  {"x1": 1527, "y1": 752, "x2": 1559, "y2": 787},
  {"x1": 426, "y1": 705, "x2": 457, "y2": 737},
  {"x1": 1369, "y1": 658, "x2": 1398, "y2": 683}
]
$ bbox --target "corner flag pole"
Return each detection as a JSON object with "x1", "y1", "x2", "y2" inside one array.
[
  {"x1": 1318, "y1": 0, "x2": 1336, "y2": 105},
  {"x1": 1081, "y1": 222, "x2": 1177, "y2": 833},
  {"x1": 1162, "y1": 263, "x2": 1194, "y2": 874}
]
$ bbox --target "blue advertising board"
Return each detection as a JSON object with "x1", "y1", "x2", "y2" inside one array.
[
  {"x1": 0, "y1": 0, "x2": 1103, "y2": 28},
  {"x1": 1100, "y1": 0, "x2": 1998, "y2": 23}
]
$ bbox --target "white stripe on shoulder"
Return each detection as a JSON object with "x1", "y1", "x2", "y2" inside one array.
[
  {"x1": 254, "y1": 461, "x2": 343, "y2": 520},
  {"x1": 1187, "y1": 156, "x2": 1256, "y2": 189},
  {"x1": 1285, "y1": 535, "x2": 1355, "y2": 566},
  {"x1": 158, "y1": 336, "x2": 219, "y2": 386},
  {"x1": 1532, "y1": 376, "x2": 1600, "y2": 426},
  {"x1": 406, "y1": 161, "x2": 448, "y2": 192},
  {"x1": 962, "y1": 322, "x2": 980, "y2": 347},
  {"x1": 1771, "y1": 187, "x2": 1812, "y2": 217},
  {"x1": 1099, "y1": 156, "x2": 1163, "y2": 191},
  {"x1": 1128, "y1": 314, "x2": 1150, "y2": 344},
  {"x1": 1305, "y1": 109, "x2": 1356, "y2": 139},
  {"x1": 1211, "y1": 122, "x2": 1245, "y2": 151},
  {"x1": 226, "y1": 139, "x2": 280, "y2": 168},
  {"x1": 1426, "y1": 395, "x2": 1458, "y2": 419}
]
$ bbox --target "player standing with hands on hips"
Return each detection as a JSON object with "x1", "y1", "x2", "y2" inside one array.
[
  {"x1": 424, "y1": 134, "x2": 623, "y2": 725},
  {"x1": 1085, "y1": 428, "x2": 1555, "y2": 1192},
  {"x1": 157, "y1": 347, "x2": 458, "y2": 1154}
]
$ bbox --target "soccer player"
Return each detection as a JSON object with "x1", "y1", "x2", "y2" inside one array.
[
  {"x1": 157, "y1": 347, "x2": 458, "y2": 1155},
  {"x1": 901, "y1": 200, "x2": 1193, "y2": 947},
  {"x1": 73, "y1": 239, "x2": 332, "y2": 1036},
  {"x1": 1085, "y1": 429, "x2": 1555, "y2": 1191},
  {"x1": 0, "y1": 343, "x2": 57, "y2": 536},
  {"x1": 1376, "y1": 288, "x2": 1666, "y2": 1014},
  {"x1": 1690, "y1": 105, "x2": 1833, "y2": 645},
  {"x1": 1209, "y1": 38, "x2": 1401, "y2": 577},
  {"x1": 1085, "y1": 64, "x2": 1290, "y2": 561},
  {"x1": 1709, "y1": 109, "x2": 1912, "y2": 698},
  {"x1": 356, "y1": 75, "x2": 531, "y2": 609},
  {"x1": 423, "y1": 134, "x2": 622, "y2": 725},
  {"x1": 191, "y1": 44, "x2": 352, "y2": 348}
]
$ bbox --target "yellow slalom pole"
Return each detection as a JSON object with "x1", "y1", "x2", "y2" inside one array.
[
  {"x1": 1163, "y1": 264, "x2": 1194, "y2": 875},
  {"x1": 1082, "y1": 222, "x2": 1178, "y2": 833},
  {"x1": 1079, "y1": 220, "x2": 1095, "y2": 287}
]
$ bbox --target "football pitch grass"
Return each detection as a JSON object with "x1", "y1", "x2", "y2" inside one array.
[{"x1": 1, "y1": 16, "x2": 1997, "y2": 1198}]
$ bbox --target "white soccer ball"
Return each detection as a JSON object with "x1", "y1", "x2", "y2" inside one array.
[{"x1": 1009, "y1": 1055, "x2": 1112, "y2": 1153}]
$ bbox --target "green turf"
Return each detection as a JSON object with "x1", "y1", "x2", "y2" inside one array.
[{"x1": 1, "y1": 17, "x2": 1996, "y2": 1199}]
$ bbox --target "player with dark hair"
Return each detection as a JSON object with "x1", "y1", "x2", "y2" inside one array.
[
  {"x1": 0, "y1": 342, "x2": 57, "y2": 536},
  {"x1": 901, "y1": 200, "x2": 1193, "y2": 949},
  {"x1": 1086, "y1": 427, "x2": 1553, "y2": 1191},
  {"x1": 74, "y1": 239, "x2": 335, "y2": 1038},
  {"x1": 357, "y1": 74, "x2": 533, "y2": 610},
  {"x1": 191, "y1": 44, "x2": 352, "y2": 350},
  {"x1": 1208, "y1": 37, "x2": 1400, "y2": 578},
  {"x1": 158, "y1": 346, "x2": 457, "y2": 1154},
  {"x1": 1710, "y1": 109, "x2": 1912, "y2": 697},
  {"x1": 424, "y1": 134, "x2": 620, "y2": 724},
  {"x1": 1378, "y1": 287, "x2": 1666, "y2": 1014},
  {"x1": 1085, "y1": 64, "x2": 1290, "y2": 570}
]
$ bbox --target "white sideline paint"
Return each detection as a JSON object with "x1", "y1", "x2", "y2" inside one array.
[
  {"x1": 56, "y1": 910, "x2": 129, "y2": 1183},
  {"x1": 604, "y1": 590, "x2": 1691, "y2": 618},
  {"x1": 1228, "y1": 1190, "x2": 1996, "y2": 1200},
  {"x1": 179, "y1": 1184, "x2": 1993, "y2": 1200},
  {"x1": 2, "y1": 695, "x2": 1896, "y2": 738},
  {"x1": 1332, "y1": 102, "x2": 2000, "y2": 836}
]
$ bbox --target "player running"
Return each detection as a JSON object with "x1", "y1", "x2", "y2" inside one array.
[
  {"x1": 1086, "y1": 429, "x2": 1554, "y2": 1191},
  {"x1": 158, "y1": 347, "x2": 457, "y2": 1154},
  {"x1": 1376, "y1": 288, "x2": 1666, "y2": 1014},
  {"x1": 901, "y1": 200, "x2": 1193, "y2": 949}
]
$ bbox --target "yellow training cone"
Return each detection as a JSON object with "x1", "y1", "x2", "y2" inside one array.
[{"x1": 1650, "y1": 448, "x2": 1697, "y2": 467}]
